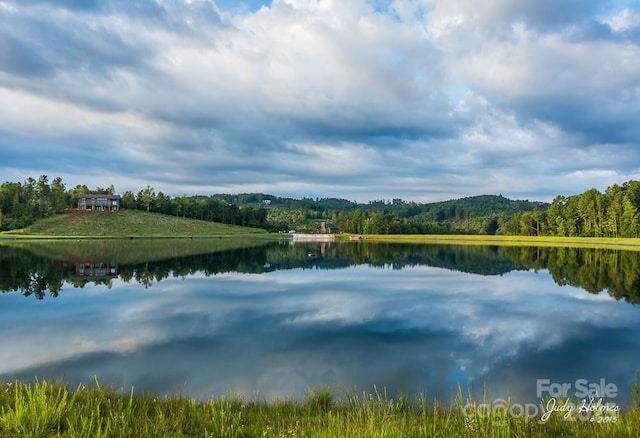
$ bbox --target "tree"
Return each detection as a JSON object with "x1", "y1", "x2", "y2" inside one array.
[
  {"x1": 519, "y1": 212, "x2": 539, "y2": 236},
  {"x1": 546, "y1": 196, "x2": 566, "y2": 236},
  {"x1": 577, "y1": 188, "x2": 603, "y2": 237},
  {"x1": 483, "y1": 216, "x2": 499, "y2": 235},
  {"x1": 35, "y1": 175, "x2": 51, "y2": 218},
  {"x1": 623, "y1": 180, "x2": 640, "y2": 209},
  {"x1": 350, "y1": 209, "x2": 365, "y2": 234},
  {"x1": 138, "y1": 185, "x2": 156, "y2": 212},
  {"x1": 223, "y1": 203, "x2": 239, "y2": 224},
  {"x1": 50, "y1": 177, "x2": 67, "y2": 211},
  {"x1": 604, "y1": 185, "x2": 623, "y2": 237},
  {"x1": 363, "y1": 212, "x2": 382, "y2": 234},
  {"x1": 174, "y1": 195, "x2": 188, "y2": 218},
  {"x1": 155, "y1": 192, "x2": 172, "y2": 215},
  {"x1": 121, "y1": 191, "x2": 137, "y2": 210},
  {"x1": 621, "y1": 196, "x2": 639, "y2": 237},
  {"x1": 564, "y1": 196, "x2": 581, "y2": 237}
]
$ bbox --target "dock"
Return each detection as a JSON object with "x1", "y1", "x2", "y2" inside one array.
[{"x1": 292, "y1": 233, "x2": 335, "y2": 242}]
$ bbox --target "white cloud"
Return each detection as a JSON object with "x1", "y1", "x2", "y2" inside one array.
[{"x1": 603, "y1": 8, "x2": 640, "y2": 32}]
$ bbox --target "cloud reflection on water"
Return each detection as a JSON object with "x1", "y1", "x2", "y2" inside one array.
[{"x1": 1, "y1": 264, "x2": 639, "y2": 405}]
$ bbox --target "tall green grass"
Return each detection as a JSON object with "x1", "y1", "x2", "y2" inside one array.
[{"x1": 1, "y1": 379, "x2": 639, "y2": 437}]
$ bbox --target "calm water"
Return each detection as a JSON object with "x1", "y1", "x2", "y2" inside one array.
[{"x1": 1, "y1": 239, "x2": 639, "y2": 406}]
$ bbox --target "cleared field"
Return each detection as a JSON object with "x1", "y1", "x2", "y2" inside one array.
[
  {"x1": 353, "y1": 234, "x2": 640, "y2": 250},
  {"x1": 0, "y1": 210, "x2": 268, "y2": 238}
]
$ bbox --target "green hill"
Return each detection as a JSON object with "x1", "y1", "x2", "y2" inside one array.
[
  {"x1": 410, "y1": 194, "x2": 547, "y2": 222},
  {"x1": 1, "y1": 210, "x2": 268, "y2": 238},
  {"x1": 208, "y1": 192, "x2": 546, "y2": 218}
]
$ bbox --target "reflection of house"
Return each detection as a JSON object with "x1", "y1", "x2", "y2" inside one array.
[
  {"x1": 78, "y1": 194, "x2": 121, "y2": 211},
  {"x1": 76, "y1": 262, "x2": 118, "y2": 280}
]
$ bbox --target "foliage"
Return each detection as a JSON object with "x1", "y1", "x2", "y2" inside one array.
[
  {"x1": 5, "y1": 175, "x2": 640, "y2": 238},
  {"x1": 497, "y1": 181, "x2": 640, "y2": 238},
  {"x1": 239, "y1": 193, "x2": 545, "y2": 235}
]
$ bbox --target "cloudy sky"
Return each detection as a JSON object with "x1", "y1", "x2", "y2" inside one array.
[{"x1": 1, "y1": 0, "x2": 639, "y2": 202}]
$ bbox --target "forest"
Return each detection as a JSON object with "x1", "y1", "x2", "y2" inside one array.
[
  {"x1": 499, "y1": 181, "x2": 640, "y2": 238},
  {"x1": 1, "y1": 175, "x2": 640, "y2": 237}
]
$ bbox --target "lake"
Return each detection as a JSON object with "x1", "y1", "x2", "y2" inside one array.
[{"x1": 1, "y1": 239, "x2": 639, "y2": 408}]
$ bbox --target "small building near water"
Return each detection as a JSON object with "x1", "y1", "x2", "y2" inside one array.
[{"x1": 319, "y1": 221, "x2": 338, "y2": 234}]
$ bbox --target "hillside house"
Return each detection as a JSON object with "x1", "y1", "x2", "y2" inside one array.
[{"x1": 77, "y1": 194, "x2": 121, "y2": 211}]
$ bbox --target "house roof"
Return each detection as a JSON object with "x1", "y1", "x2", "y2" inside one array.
[{"x1": 79, "y1": 194, "x2": 121, "y2": 199}]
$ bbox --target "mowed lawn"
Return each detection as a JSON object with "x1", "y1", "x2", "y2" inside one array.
[
  {"x1": 3, "y1": 210, "x2": 267, "y2": 237},
  {"x1": 358, "y1": 233, "x2": 640, "y2": 250}
]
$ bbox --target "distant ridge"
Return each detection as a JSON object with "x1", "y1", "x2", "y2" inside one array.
[{"x1": 206, "y1": 192, "x2": 547, "y2": 218}]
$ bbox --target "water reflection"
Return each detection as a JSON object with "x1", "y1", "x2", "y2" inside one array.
[
  {"x1": 1, "y1": 240, "x2": 639, "y2": 304},
  {"x1": 76, "y1": 262, "x2": 118, "y2": 280},
  {"x1": 0, "y1": 240, "x2": 638, "y2": 406}
]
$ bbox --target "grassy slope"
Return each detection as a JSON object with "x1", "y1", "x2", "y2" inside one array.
[{"x1": 0, "y1": 210, "x2": 268, "y2": 238}]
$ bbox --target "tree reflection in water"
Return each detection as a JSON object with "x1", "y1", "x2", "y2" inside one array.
[{"x1": 0, "y1": 240, "x2": 638, "y2": 304}]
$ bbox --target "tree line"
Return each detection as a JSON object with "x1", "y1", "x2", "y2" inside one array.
[
  {"x1": 497, "y1": 180, "x2": 640, "y2": 237},
  {"x1": 265, "y1": 194, "x2": 541, "y2": 234},
  {"x1": 2, "y1": 175, "x2": 640, "y2": 237},
  {"x1": 266, "y1": 183, "x2": 640, "y2": 237}
]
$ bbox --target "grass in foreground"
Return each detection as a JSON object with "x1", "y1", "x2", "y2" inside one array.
[
  {"x1": 1, "y1": 380, "x2": 639, "y2": 437},
  {"x1": 1, "y1": 210, "x2": 267, "y2": 238}
]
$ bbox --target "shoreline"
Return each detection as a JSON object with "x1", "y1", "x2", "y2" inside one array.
[
  {"x1": 346, "y1": 234, "x2": 640, "y2": 250},
  {"x1": 3, "y1": 232, "x2": 640, "y2": 251},
  {"x1": 0, "y1": 233, "x2": 284, "y2": 241}
]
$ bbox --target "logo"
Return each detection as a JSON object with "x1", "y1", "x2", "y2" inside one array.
[
  {"x1": 536, "y1": 378, "x2": 618, "y2": 399},
  {"x1": 463, "y1": 378, "x2": 621, "y2": 425}
]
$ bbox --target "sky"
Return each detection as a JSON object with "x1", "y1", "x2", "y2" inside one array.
[{"x1": 1, "y1": 0, "x2": 639, "y2": 203}]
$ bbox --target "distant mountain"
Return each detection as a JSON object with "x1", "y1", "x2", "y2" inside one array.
[
  {"x1": 408, "y1": 194, "x2": 548, "y2": 222},
  {"x1": 208, "y1": 193, "x2": 358, "y2": 211},
  {"x1": 205, "y1": 192, "x2": 547, "y2": 220}
]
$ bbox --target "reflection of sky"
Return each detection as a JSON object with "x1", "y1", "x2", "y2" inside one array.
[{"x1": 1, "y1": 265, "x2": 639, "y2": 406}]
